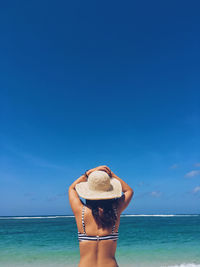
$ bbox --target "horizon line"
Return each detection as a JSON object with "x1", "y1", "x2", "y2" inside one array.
[{"x1": 0, "y1": 213, "x2": 199, "y2": 218}]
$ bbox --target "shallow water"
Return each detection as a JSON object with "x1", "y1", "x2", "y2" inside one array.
[{"x1": 1, "y1": 215, "x2": 200, "y2": 267}]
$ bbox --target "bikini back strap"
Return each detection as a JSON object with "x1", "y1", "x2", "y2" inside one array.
[
  {"x1": 112, "y1": 207, "x2": 118, "y2": 234},
  {"x1": 82, "y1": 205, "x2": 86, "y2": 234}
]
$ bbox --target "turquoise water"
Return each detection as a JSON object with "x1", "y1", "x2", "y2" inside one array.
[{"x1": 0, "y1": 215, "x2": 200, "y2": 267}]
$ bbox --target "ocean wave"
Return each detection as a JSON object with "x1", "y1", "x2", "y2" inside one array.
[
  {"x1": 122, "y1": 214, "x2": 199, "y2": 217},
  {"x1": 0, "y1": 216, "x2": 74, "y2": 219},
  {"x1": 163, "y1": 264, "x2": 200, "y2": 267},
  {"x1": 0, "y1": 214, "x2": 199, "y2": 220}
]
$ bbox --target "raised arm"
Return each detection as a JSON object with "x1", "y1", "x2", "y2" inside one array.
[
  {"x1": 68, "y1": 174, "x2": 87, "y2": 215},
  {"x1": 111, "y1": 170, "x2": 134, "y2": 213},
  {"x1": 68, "y1": 166, "x2": 109, "y2": 214}
]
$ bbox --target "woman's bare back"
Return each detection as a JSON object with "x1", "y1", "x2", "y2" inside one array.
[
  {"x1": 79, "y1": 240, "x2": 118, "y2": 267},
  {"x1": 74, "y1": 204, "x2": 120, "y2": 267}
]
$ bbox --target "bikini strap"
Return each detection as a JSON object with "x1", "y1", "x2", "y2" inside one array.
[
  {"x1": 112, "y1": 207, "x2": 118, "y2": 234},
  {"x1": 82, "y1": 205, "x2": 86, "y2": 234}
]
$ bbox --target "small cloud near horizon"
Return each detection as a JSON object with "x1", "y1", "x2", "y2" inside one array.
[
  {"x1": 169, "y1": 164, "x2": 179, "y2": 169},
  {"x1": 194, "y1": 163, "x2": 200, "y2": 167},
  {"x1": 137, "y1": 181, "x2": 144, "y2": 187},
  {"x1": 193, "y1": 186, "x2": 200, "y2": 194},
  {"x1": 134, "y1": 190, "x2": 162, "y2": 199},
  {"x1": 185, "y1": 170, "x2": 200, "y2": 178},
  {"x1": 46, "y1": 192, "x2": 66, "y2": 201},
  {"x1": 150, "y1": 191, "x2": 162, "y2": 197}
]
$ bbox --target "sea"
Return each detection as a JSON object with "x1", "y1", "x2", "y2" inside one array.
[{"x1": 0, "y1": 214, "x2": 200, "y2": 267}]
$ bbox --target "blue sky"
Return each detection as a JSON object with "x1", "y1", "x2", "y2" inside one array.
[{"x1": 0, "y1": 0, "x2": 200, "y2": 215}]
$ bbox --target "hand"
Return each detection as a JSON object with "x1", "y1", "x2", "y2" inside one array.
[
  {"x1": 97, "y1": 165, "x2": 112, "y2": 177},
  {"x1": 86, "y1": 167, "x2": 96, "y2": 176},
  {"x1": 86, "y1": 165, "x2": 112, "y2": 177}
]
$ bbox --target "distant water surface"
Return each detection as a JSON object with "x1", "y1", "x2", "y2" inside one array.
[{"x1": 0, "y1": 215, "x2": 200, "y2": 267}]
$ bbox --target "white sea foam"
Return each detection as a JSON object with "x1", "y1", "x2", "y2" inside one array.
[
  {"x1": 0, "y1": 215, "x2": 74, "y2": 219},
  {"x1": 121, "y1": 214, "x2": 199, "y2": 217},
  {"x1": 163, "y1": 264, "x2": 200, "y2": 267},
  {"x1": 0, "y1": 214, "x2": 199, "y2": 219}
]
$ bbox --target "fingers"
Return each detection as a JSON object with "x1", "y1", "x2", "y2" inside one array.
[
  {"x1": 96, "y1": 166, "x2": 112, "y2": 177},
  {"x1": 97, "y1": 165, "x2": 110, "y2": 170},
  {"x1": 86, "y1": 166, "x2": 112, "y2": 177}
]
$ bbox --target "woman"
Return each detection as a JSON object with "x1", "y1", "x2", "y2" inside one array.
[{"x1": 68, "y1": 165, "x2": 134, "y2": 267}]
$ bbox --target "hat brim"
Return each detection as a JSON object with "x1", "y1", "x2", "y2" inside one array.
[{"x1": 75, "y1": 178, "x2": 122, "y2": 200}]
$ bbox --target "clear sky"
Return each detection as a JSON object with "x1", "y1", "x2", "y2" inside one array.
[{"x1": 0, "y1": 0, "x2": 200, "y2": 216}]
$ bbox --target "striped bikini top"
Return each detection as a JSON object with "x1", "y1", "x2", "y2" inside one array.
[{"x1": 78, "y1": 204, "x2": 119, "y2": 242}]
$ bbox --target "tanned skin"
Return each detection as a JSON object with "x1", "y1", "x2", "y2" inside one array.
[{"x1": 68, "y1": 165, "x2": 134, "y2": 267}]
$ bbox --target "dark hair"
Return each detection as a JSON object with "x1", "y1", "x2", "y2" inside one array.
[{"x1": 86, "y1": 198, "x2": 118, "y2": 229}]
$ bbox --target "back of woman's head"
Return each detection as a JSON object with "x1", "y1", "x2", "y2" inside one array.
[{"x1": 86, "y1": 198, "x2": 118, "y2": 229}]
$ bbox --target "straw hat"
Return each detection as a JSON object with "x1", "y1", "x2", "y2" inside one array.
[{"x1": 75, "y1": 171, "x2": 122, "y2": 200}]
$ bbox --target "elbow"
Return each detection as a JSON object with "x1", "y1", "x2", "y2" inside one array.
[
  {"x1": 68, "y1": 185, "x2": 76, "y2": 192},
  {"x1": 68, "y1": 185, "x2": 73, "y2": 194},
  {"x1": 68, "y1": 187, "x2": 70, "y2": 196},
  {"x1": 130, "y1": 188, "x2": 134, "y2": 197}
]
